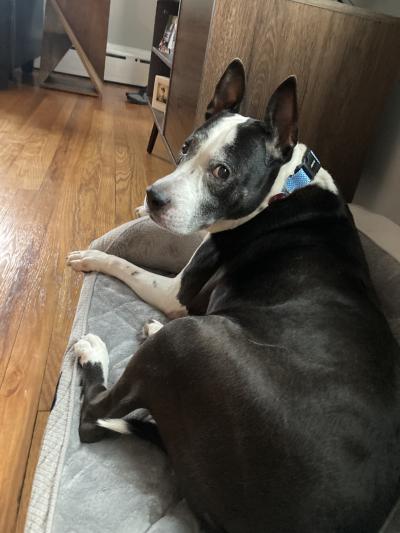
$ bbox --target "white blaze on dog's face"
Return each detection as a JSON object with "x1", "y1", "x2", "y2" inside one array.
[{"x1": 145, "y1": 60, "x2": 299, "y2": 234}]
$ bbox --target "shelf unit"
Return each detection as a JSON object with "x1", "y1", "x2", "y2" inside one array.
[{"x1": 146, "y1": 0, "x2": 180, "y2": 159}]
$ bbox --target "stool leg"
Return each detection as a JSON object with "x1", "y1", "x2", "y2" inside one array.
[{"x1": 147, "y1": 122, "x2": 158, "y2": 154}]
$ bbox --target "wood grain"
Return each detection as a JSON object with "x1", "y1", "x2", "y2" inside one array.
[
  {"x1": 164, "y1": 0, "x2": 214, "y2": 158},
  {"x1": 195, "y1": 0, "x2": 260, "y2": 128},
  {"x1": 0, "y1": 80, "x2": 173, "y2": 533},
  {"x1": 4, "y1": 94, "x2": 76, "y2": 189}
]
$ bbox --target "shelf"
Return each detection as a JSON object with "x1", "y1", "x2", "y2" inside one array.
[
  {"x1": 149, "y1": 104, "x2": 165, "y2": 134},
  {"x1": 148, "y1": 102, "x2": 177, "y2": 163},
  {"x1": 152, "y1": 46, "x2": 173, "y2": 69}
]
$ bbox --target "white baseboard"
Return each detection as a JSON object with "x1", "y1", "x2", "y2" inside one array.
[{"x1": 34, "y1": 43, "x2": 150, "y2": 87}]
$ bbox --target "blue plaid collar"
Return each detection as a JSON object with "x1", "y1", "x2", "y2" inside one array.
[{"x1": 283, "y1": 149, "x2": 321, "y2": 195}]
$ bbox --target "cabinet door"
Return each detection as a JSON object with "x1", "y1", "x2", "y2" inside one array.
[{"x1": 164, "y1": 0, "x2": 214, "y2": 160}]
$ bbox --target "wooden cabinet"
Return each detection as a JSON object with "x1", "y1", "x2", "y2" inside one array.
[{"x1": 147, "y1": 0, "x2": 400, "y2": 200}]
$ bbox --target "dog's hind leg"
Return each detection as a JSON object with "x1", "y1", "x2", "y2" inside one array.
[
  {"x1": 74, "y1": 333, "x2": 158, "y2": 444},
  {"x1": 97, "y1": 416, "x2": 165, "y2": 450},
  {"x1": 74, "y1": 334, "x2": 115, "y2": 442}
]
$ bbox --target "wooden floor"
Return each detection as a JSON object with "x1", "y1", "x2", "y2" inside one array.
[{"x1": 0, "y1": 80, "x2": 173, "y2": 533}]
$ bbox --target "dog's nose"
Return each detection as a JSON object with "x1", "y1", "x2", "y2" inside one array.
[{"x1": 146, "y1": 186, "x2": 170, "y2": 210}]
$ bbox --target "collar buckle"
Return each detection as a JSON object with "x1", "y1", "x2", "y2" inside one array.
[
  {"x1": 301, "y1": 149, "x2": 321, "y2": 179},
  {"x1": 283, "y1": 149, "x2": 321, "y2": 195}
]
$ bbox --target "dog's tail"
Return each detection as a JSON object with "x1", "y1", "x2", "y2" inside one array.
[{"x1": 97, "y1": 418, "x2": 165, "y2": 451}]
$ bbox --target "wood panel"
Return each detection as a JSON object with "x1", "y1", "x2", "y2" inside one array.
[
  {"x1": 164, "y1": 0, "x2": 214, "y2": 158},
  {"x1": 194, "y1": 0, "x2": 260, "y2": 127},
  {"x1": 56, "y1": 0, "x2": 111, "y2": 80},
  {"x1": 40, "y1": 0, "x2": 110, "y2": 95},
  {"x1": 244, "y1": 0, "x2": 400, "y2": 200},
  {"x1": 39, "y1": 0, "x2": 71, "y2": 82},
  {"x1": 0, "y1": 81, "x2": 173, "y2": 533}
]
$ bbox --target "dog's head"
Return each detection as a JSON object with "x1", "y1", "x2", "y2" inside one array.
[{"x1": 146, "y1": 60, "x2": 298, "y2": 234}]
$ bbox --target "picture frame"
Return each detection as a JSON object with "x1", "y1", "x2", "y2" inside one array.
[{"x1": 152, "y1": 75, "x2": 170, "y2": 113}]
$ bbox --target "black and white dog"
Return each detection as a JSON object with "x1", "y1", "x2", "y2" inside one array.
[{"x1": 67, "y1": 60, "x2": 400, "y2": 533}]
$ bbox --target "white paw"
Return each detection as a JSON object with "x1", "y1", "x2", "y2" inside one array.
[
  {"x1": 74, "y1": 334, "x2": 109, "y2": 385},
  {"x1": 67, "y1": 249, "x2": 109, "y2": 273},
  {"x1": 143, "y1": 319, "x2": 164, "y2": 338},
  {"x1": 135, "y1": 205, "x2": 147, "y2": 218}
]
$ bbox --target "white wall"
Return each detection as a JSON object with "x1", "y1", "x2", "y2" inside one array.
[
  {"x1": 351, "y1": 0, "x2": 400, "y2": 224},
  {"x1": 108, "y1": 0, "x2": 157, "y2": 51},
  {"x1": 351, "y1": 0, "x2": 400, "y2": 17},
  {"x1": 354, "y1": 82, "x2": 400, "y2": 224}
]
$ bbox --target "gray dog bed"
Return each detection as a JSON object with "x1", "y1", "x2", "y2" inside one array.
[{"x1": 25, "y1": 206, "x2": 400, "y2": 533}]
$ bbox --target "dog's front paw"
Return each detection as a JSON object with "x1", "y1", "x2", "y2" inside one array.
[{"x1": 67, "y1": 249, "x2": 109, "y2": 273}]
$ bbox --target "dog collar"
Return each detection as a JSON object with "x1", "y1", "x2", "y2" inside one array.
[{"x1": 269, "y1": 149, "x2": 321, "y2": 205}]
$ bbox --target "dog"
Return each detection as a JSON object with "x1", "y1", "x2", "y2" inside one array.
[{"x1": 67, "y1": 60, "x2": 400, "y2": 532}]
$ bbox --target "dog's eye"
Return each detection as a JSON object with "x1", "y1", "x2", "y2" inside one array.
[
  {"x1": 181, "y1": 141, "x2": 190, "y2": 155},
  {"x1": 212, "y1": 165, "x2": 230, "y2": 179}
]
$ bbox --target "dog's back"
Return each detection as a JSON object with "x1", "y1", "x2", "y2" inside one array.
[{"x1": 157, "y1": 186, "x2": 400, "y2": 532}]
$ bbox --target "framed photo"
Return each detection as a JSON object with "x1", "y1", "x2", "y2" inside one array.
[
  {"x1": 158, "y1": 16, "x2": 178, "y2": 55},
  {"x1": 152, "y1": 75, "x2": 170, "y2": 113}
]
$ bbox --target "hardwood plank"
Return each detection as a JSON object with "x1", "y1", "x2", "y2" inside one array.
[
  {"x1": 0, "y1": 80, "x2": 172, "y2": 532},
  {"x1": 0, "y1": 90, "x2": 47, "y2": 181},
  {"x1": 15, "y1": 412, "x2": 49, "y2": 533},
  {"x1": 4, "y1": 95, "x2": 77, "y2": 190},
  {"x1": 116, "y1": 104, "x2": 173, "y2": 226},
  {"x1": 38, "y1": 106, "x2": 117, "y2": 410},
  {"x1": 0, "y1": 188, "x2": 16, "y2": 224},
  {"x1": 0, "y1": 87, "x2": 44, "y2": 134},
  {"x1": 0, "y1": 216, "x2": 65, "y2": 532},
  {"x1": 0, "y1": 93, "x2": 96, "y2": 531},
  {"x1": 0, "y1": 98, "x2": 94, "y2": 390}
]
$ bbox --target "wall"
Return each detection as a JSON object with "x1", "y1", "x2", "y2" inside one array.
[
  {"x1": 351, "y1": 0, "x2": 400, "y2": 17},
  {"x1": 354, "y1": 81, "x2": 400, "y2": 224},
  {"x1": 352, "y1": 0, "x2": 400, "y2": 224},
  {"x1": 107, "y1": 0, "x2": 156, "y2": 50}
]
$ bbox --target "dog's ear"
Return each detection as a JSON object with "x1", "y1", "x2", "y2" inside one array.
[
  {"x1": 264, "y1": 76, "x2": 298, "y2": 152},
  {"x1": 205, "y1": 59, "x2": 246, "y2": 119}
]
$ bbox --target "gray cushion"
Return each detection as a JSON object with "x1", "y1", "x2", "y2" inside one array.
[{"x1": 26, "y1": 216, "x2": 400, "y2": 533}]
